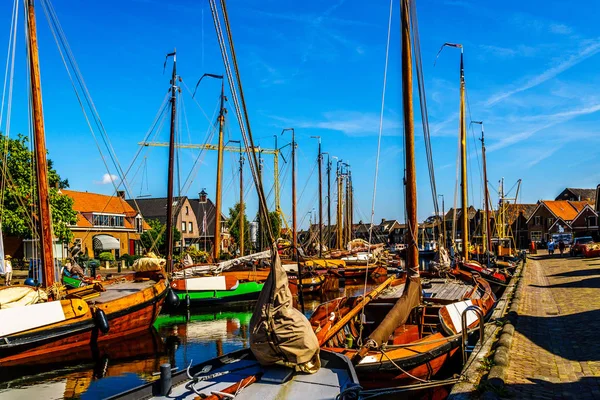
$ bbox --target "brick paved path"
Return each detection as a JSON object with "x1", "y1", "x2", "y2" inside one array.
[{"x1": 504, "y1": 254, "x2": 600, "y2": 399}]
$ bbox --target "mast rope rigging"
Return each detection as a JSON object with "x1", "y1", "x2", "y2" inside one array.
[
  {"x1": 0, "y1": 0, "x2": 19, "y2": 225},
  {"x1": 209, "y1": 0, "x2": 273, "y2": 245},
  {"x1": 410, "y1": 0, "x2": 439, "y2": 219}
]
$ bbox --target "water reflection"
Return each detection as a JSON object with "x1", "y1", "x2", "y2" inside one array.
[{"x1": 0, "y1": 282, "x2": 445, "y2": 399}]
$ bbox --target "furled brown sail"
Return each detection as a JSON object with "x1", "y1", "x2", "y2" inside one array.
[{"x1": 249, "y1": 251, "x2": 320, "y2": 372}]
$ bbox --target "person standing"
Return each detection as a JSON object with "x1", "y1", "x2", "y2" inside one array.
[
  {"x1": 558, "y1": 240, "x2": 566, "y2": 257},
  {"x1": 4, "y1": 255, "x2": 12, "y2": 286},
  {"x1": 548, "y1": 239, "x2": 555, "y2": 256}
]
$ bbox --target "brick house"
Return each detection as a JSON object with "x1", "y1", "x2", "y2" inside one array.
[
  {"x1": 63, "y1": 190, "x2": 148, "y2": 258},
  {"x1": 526, "y1": 200, "x2": 591, "y2": 244},
  {"x1": 500, "y1": 203, "x2": 537, "y2": 249},
  {"x1": 555, "y1": 188, "x2": 596, "y2": 203},
  {"x1": 188, "y1": 190, "x2": 230, "y2": 253},
  {"x1": 128, "y1": 196, "x2": 201, "y2": 252}
]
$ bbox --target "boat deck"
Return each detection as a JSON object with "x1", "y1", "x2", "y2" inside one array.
[
  {"x1": 108, "y1": 349, "x2": 357, "y2": 400},
  {"x1": 94, "y1": 280, "x2": 157, "y2": 304},
  {"x1": 378, "y1": 279, "x2": 478, "y2": 301}
]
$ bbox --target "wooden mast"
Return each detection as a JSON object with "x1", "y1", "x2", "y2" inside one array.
[
  {"x1": 477, "y1": 122, "x2": 492, "y2": 264},
  {"x1": 316, "y1": 138, "x2": 323, "y2": 257},
  {"x1": 354, "y1": 0, "x2": 420, "y2": 362},
  {"x1": 213, "y1": 82, "x2": 226, "y2": 260},
  {"x1": 239, "y1": 151, "x2": 244, "y2": 256},
  {"x1": 165, "y1": 50, "x2": 177, "y2": 274},
  {"x1": 336, "y1": 162, "x2": 343, "y2": 249},
  {"x1": 402, "y1": 0, "x2": 418, "y2": 276},
  {"x1": 27, "y1": 0, "x2": 55, "y2": 286},
  {"x1": 326, "y1": 155, "x2": 331, "y2": 249},
  {"x1": 291, "y1": 129, "x2": 297, "y2": 259},
  {"x1": 459, "y1": 48, "x2": 469, "y2": 261}
]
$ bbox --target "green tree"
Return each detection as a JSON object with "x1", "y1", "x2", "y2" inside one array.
[
  {"x1": 0, "y1": 133, "x2": 76, "y2": 243},
  {"x1": 140, "y1": 218, "x2": 182, "y2": 254},
  {"x1": 256, "y1": 210, "x2": 282, "y2": 250},
  {"x1": 227, "y1": 202, "x2": 251, "y2": 254}
]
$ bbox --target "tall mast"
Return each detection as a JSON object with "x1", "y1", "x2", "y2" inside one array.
[
  {"x1": 477, "y1": 122, "x2": 492, "y2": 264},
  {"x1": 312, "y1": 136, "x2": 323, "y2": 257},
  {"x1": 273, "y1": 136, "x2": 281, "y2": 227},
  {"x1": 165, "y1": 50, "x2": 177, "y2": 274},
  {"x1": 27, "y1": 0, "x2": 55, "y2": 286},
  {"x1": 258, "y1": 152, "x2": 264, "y2": 251},
  {"x1": 336, "y1": 162, "x2": 343, "y2": 249},
  {"x1": 402, "y1": 0, "x2": 418, "y2": 275},
  {"x1": 291, "y1": 130, "x2": 297, "y2": 259},
  {"x1": 213, "y1": 82, "x2": 225, "y2": 260},
  {"x1": 239, "y1": 151, "x2": 244, "y2": 256},
  {"x1": 459, "y1": 48, "x2": 469, "y2": 261},
  {"x1": 327, "y1": 155, "x2": 332, "y2": 250}
]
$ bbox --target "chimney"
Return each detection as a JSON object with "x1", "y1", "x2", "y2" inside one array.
[
  {"x1": 199, "y1": 189, "x2": 208, "y2": 203},
  {"x1": 381, "y1": 218, "x2": 385, "y2": 224},
  {"x1": 117, "y1": 190, "x2": 125, "y2": 199}
]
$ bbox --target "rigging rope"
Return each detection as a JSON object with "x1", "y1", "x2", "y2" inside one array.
[{"x1": 410, "y1": 0, "x2": 439, "y2": 219}]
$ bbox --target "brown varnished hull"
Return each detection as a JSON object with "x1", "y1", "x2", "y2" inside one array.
[{"x1": 0, "y1": 278, "x2": 168, "y2": 367}]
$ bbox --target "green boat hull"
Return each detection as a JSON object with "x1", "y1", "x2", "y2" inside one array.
[
  {"x1": 62, "y1": 275, "x2": 85, "y2": 289},
  {"x1": 174, "y1": 281, "x2": 264, "y2": 306}
]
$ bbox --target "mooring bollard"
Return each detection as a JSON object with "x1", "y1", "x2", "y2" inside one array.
[{"x1": 160, "y1": 363, "x2": 172, "y2": 396}]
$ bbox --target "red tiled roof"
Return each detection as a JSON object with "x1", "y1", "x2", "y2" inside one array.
[
  {"x1": 542, "y1": 200, "x2": 590, "y2": 221},
  {"x1": 63, "y1": 190, "x2": 136, "y2": 215}
]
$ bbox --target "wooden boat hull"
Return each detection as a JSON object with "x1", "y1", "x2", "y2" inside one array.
[
  {"x1": 0, "y1": 278, "x2": 168, "y2": 367},
  {"x1": 173, "y1": 281, "x2": 264, "y2": 306},
  {"x1": 327, "y1": 333, "x2": 461, "y2": 388}
]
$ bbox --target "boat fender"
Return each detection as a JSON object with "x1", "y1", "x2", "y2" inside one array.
[
  {"x1": 94, "y1": 308, "x2": 110, "y2": 334},
  {"x1": 185, "y1": 294, "x2": 191, "y2": 309},
  {"x1": 165, "y1": 288, "x2": 180, "y2": 309}
]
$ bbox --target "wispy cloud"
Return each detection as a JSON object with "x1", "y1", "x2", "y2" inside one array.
[
  {"x1": 487, "y1": 102, "x2": 600, "y2": 152},
  {"x1": 273, "y1": 111, "x2": 401, "y2": 137},
  {"x1": 479, "y1": 44, "x2": 537, "y2": 59},
  {"x1": 549, "y1": 23, "x2": 573, "y2": 35},
  {"x1": 485, "y1": 39, "x2": 600, "y2": 106}
]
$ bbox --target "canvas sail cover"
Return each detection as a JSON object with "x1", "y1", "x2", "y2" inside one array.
[{"x1": 249, "y1": 251, "x2": 320, "y2": 372}]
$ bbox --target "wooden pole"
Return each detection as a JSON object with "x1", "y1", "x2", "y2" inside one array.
[
  {"x1": 317, "y1": 138, "x2": 323, "y2": 257},
  {"x1": 336, "y1": 163, "x2": 343, "y2": 250},
  {"x1": 165, "y1": 50, "x2": 177, "y2": 274},
  {"x1": 291, "y1": 130, "x2": 297, "y2": 259},
  {"x1": 327, "y1": 155, "x2": 331, "y2": 249},
  {"x1": 479, "y1": 123, "x2": 492, "y2": 264},
  {"x1": 27, "y1": 0, "x2": 55, "y2": 286},
  {"x1": 213, "y1": 82, "x2": 225, "y2": 260},
  {"x1": 402, "y1": 0, "x2": 418, "y2": 275},
  {"x1": 239, "y1": 152, "x2": 244, "y2": 256},
  {"x1": 459, "y1": 50, "x2": 469, "y2": 261}
]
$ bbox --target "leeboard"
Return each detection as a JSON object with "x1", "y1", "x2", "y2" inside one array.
[
  {"x1": 439, "y1": 300, "x2": 478, "y2": 335},
  {"x1": 0, "y1": 301, "x2": 67, "y2": 336}
]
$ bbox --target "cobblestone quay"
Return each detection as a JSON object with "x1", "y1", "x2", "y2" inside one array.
[{"x1": 504, "y1": 252, "x2": 600, "y2": 399}]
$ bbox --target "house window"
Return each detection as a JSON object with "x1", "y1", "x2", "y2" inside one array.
[
  {"x1": 136, "y1": 216, "x2": 143, "y2": 233},
  {"x1": 588, "y1": 216, "x2": 597, "y2": 227},
  {"x1": 188, "y1": 222, "x2": 193, "y2": 233},
  {"x1": 181, "y1": 222, "x2": 186, "y2": 232},
  {"x1": 534, "y1": 216, "x2": 541, "y2": 226},
  {"x1": 186, "y1": 206, "x2": 189, "y2": 216},
  {"x1": 547, "y1": 218, "x2": 553, "y2": 227},
  {"x1": 92, "y1": 213, "x2": 125, "y2": 227},
  {"x1": 531, "y1": 231, "x2": 542, "y2": 242}
]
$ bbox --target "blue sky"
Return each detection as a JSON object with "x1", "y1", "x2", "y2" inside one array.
[{"x1": 2, "y1": 0, "x2": 600, "y2": 227}]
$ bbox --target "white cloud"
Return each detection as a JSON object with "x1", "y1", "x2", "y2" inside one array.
[
  {"x1": 549, "y1": 23, "x2": 573, "y2": 35},
  {"x1": 96, "y1": 173, "x2": 119, "y2": 185}
]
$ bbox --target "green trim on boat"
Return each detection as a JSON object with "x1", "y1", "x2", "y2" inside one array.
[
  {"x1": 174, "y1": 281, "x2": 264, "y2": 301},
  {"x1": 62, "y1": 275, "x2": 84, "y2": 288}
]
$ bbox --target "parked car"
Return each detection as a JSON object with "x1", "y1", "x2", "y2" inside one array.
[{"x1": 570, "y1": 236, "x2": 594, "y2": 256}]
